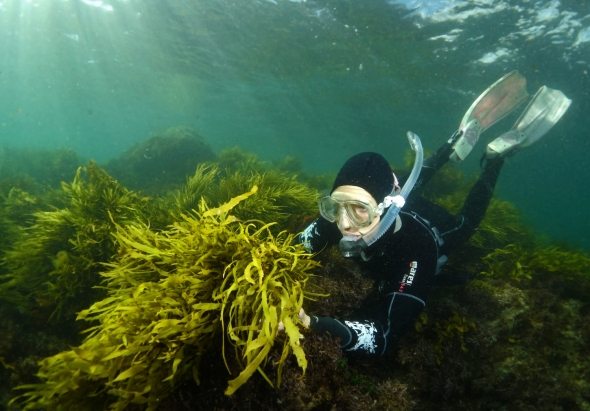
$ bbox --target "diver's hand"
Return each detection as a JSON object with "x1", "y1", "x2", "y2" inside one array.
[
  {"x1": 278, "y1": 308, "x2": 311, "y2": 331},
  {"x1": 298, "y1": 308, "x2": 311, "y2": 329}
]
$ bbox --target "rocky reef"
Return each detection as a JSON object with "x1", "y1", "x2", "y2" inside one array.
[{"x1": 0, "y1": 136, "x2": 588, "y2": 410}]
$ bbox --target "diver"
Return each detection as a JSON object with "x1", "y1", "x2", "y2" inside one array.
[{"x1": 297, "y1": 71, "x2": 571, "y2": 355}]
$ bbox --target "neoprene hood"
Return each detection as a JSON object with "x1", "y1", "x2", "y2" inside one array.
[{"x1": 331, "y1": 152, "x2": 394, "y2": 202}]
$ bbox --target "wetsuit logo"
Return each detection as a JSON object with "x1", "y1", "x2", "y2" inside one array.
[{"x1": 399, "y1": 261, "x2": 418, "y2": 292}]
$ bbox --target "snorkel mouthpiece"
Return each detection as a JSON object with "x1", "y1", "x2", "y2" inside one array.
[
  {"x1": 338, "y1": 131, "x2": 424, "y2": 258},
  {"x1": 339, "y1": 235, "x2": 368, "y2": 258}
]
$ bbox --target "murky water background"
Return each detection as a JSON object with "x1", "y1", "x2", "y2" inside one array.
[{"x1": 1, "y1": 0, "x2": 589, "y2": 248}]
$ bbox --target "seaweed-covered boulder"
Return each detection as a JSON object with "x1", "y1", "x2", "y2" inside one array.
[
  {"x1": 0, "y1": 147, "x2": 82, "y2": 191},
  {"x1": 107, "y1": 127, "x2": 216, "y2": 193}
]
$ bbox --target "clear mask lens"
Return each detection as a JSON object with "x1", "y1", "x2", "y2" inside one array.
[{"x1": 318, "y1": 196, "x2": 377, "y2": 228}]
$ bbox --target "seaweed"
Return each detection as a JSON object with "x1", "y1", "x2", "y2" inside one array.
[
  {"x1": 0, "y1": 162, "x2": 149, "y2": 325},
  {"x1": 174, "y1": 148, "x2": 319, "y2": 232},
  {"x1": 12, "y1": 186, "x2": 320, "y2": 410},
  {"x1": 391, "y1": 231, "x2": 590, "y2": 410},
  {"x1": 0, "y1": 188, "x2": 41, "y2": 258},
  {"x1": 1, "y1": 146, "x2": 590, "y2": 411}
]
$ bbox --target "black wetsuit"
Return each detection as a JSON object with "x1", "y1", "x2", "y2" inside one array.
[{"x1": 300, "y1": 143, "x2": 504, "y2": 356}]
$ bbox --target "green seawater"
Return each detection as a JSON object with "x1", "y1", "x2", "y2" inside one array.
[
  {"x1": 1, "y1": 2, "x2": 590, "y2": 409},
  {"x1": 0, "y1": 0, "x2": 588, "y2": 247}
]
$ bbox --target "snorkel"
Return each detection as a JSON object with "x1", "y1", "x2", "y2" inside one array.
[{"x1": 339, "y1": 131, "x2": 424, "y2": 258}]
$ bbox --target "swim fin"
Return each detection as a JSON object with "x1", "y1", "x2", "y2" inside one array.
[
  {"x1": 449, "y1": 71, "x2": 529, "y2": 162},
  {"x1": 485, "y1": 86, "x2": 572, "y2": 158}
]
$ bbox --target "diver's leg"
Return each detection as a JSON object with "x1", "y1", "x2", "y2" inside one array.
[
  {"x1": 441, "y1": 156, "x2": 504, "y2": 251},
  {"x1": 413, "y1": 141, "x2": 454, "y2": 190},
  {"x1": 430, "y1": 85, "x2": 570, "y2": 251}
]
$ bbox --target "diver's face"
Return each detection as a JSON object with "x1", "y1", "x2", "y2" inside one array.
[{"x1": 330, "y1": 185, "x2": 381, "y2": 237}]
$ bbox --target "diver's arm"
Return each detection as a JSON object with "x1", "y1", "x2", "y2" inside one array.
[
  {"x1": 298, "y1": 217, "x2": 341, "y2": 253},
  {"x1": 309, "y1": 315, "x2": 385, "y2": 354},
  {"x1": 305, "y1": 238, "x2": 435, "y2": 355},
  {"x1": 307, "y1": 291, "x2": 425, "y2": 356}
]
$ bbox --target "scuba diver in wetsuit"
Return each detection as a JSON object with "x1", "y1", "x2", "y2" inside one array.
[{"x1": 297, "y1": 72, "x2": 571, "y2": 355}]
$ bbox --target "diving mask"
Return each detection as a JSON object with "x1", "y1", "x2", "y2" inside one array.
[
  {"x1": 319, "y1": 197, "x2": 381, "y2": 228},
  {"x1": 319, "y1": 182, "x2": 404, "y2": 229}
]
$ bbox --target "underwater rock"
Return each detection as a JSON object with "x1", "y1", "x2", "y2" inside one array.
[
  {"x1": 106, "y1": 126, "x2": 216, "y2": 193},
  {"x1": 0, "y1": 147, "x2": 83, "y2": 191}
]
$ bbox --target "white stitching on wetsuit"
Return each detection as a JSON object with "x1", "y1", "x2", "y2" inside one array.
[
  {"x1": 382, "y1": 292, "x2": 426, "y2": 354},
  {"x1": 334, "y1": 319, "x2": 354, "y2": 347},
  {"x1": 440, "y1": 215, "x2": 465, "y2": 237}
]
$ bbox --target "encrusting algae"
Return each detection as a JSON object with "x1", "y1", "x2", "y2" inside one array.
[{"x1": 12, "y1": 185, "x2": 320, "y2": 410}]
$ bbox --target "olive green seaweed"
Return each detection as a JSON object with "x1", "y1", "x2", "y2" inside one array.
[
  {"x1": 0, "y1": 162, "x2": 149, "y2": 322},
  {"x1": 174, "y1": 153, "x2": 319, "y2": 231},
  {"x1": 4, "y1": 146, "x2": 590, "y2": 410},
  {"x1": 13, "y1": 185, "x2": 320, "y2": 410},
  {"x1": 0, "y1": 188, "x2": 41, "y2": 264}
]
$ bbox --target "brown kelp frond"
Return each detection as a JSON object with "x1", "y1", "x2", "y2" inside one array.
[
  {"x1": 0, "y1": 162, "x2": 149, "y2": 323},
  {"x1": 214, "y1": 220, "x2": 315, "y2": 395},
  {"x1": 218, "y1": 147, "x2": 333, "y2": 192},
  {"x1": 217, "y1": 169, "x2": 319, "y2": 227},
  {"x1": 1, "y1": 187, "x2": 40, "y2": 226},
  {"x1": 13, "y1": 186, "x2": 320, "y2": 410},
  {"x1": 65, "y1": 162, "x2": 146, "y2": 225},
  {"x1": 0, "y1": 209, "x2": 77, "y2": 309}
]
